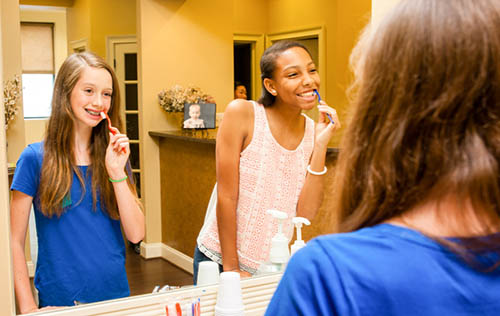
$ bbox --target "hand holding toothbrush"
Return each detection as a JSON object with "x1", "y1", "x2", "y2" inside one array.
[
  {"x1": 313, "y1": 89, "x2": 341, "y2": 148},
  {"x1": 101, "y1": 111, "x2": 130, "y2": 181}
]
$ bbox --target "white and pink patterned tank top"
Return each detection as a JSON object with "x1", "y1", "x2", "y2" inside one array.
[{"x1": 197, "y1": 101, "x2": 315, "y2": 274}]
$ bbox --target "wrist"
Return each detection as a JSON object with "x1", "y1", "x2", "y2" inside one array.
[
  {"x1": 21, "y1": 305, "x2": 38, "y2": 314},
  {"x1": 108, "y1": 171, "x2": 127, "y2": 181},
  {"x1": 313, "y1": 141, "x2": 329, "y2": 152}
]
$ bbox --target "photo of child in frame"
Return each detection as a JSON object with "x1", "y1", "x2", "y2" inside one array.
[{"x1": 183, "y1": 102, "x2": 216, "y2": 129}]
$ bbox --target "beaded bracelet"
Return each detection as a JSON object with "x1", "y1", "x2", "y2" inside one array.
[
  {"x1": 109, "y1": 175, "x2": 128, "y2": 183},
  {"x1": 307, "y1": 165, "x2": 327, "y2": 176}
]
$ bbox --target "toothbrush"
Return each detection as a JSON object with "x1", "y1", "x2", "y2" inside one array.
[
  {"x1": 100, "y1": 111, "x2": 126, "y2": 153},
  {"x1": 313, "y1": 89, "x2": 334, "y2": 125}
]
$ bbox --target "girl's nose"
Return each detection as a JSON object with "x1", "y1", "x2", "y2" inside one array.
[
  {"x1": 303, "y1": 74, "x2": 314, "y2": 86},
  {"x1": 93, "y1": 94, "x2": 104, "y2": 108}
]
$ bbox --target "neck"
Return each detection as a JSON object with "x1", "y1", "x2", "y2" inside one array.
[
  {"x1": 73, "y1": 124, "x2": 92, "y2": 165},
  {"x1": 387, "y1": 195, "x2": 500, "y2": 237},
  {"x1": 268, "y1": 100, "x2": 303, "y2": 123}
]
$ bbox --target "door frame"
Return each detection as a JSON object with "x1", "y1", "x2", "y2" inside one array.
[
  {"x1": 233, "y1": 33, "x2": 264, "y2": 101},
  {"x1": 106, "y1": 35, "x2": 136, "y2": 67}
]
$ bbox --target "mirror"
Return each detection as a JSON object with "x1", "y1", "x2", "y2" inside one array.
[{"x1": 5, "y1": 0, "x2": 371, "y2": 313}]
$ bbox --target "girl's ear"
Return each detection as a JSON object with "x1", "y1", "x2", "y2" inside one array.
[{"x1": 263, "y1": 78, "x2": 277, "y2": 96}]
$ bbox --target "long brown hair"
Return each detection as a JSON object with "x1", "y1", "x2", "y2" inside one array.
[
  {"x1": 39, "y1": 52, "x2": 136, "y2": 219},
  {"x1": 336, "y1": 0, "x2": 500, "y2": 254}
]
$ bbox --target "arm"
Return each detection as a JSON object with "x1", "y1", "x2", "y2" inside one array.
[
  {"x1": 215, "y1": 100, "x2": 252, "y2": 276},
  {"x1": 296, "y1": 102, "x2": 341, "y2": 220},
  {"x1": 105, "y1": 128, "x2": 145, "y2": 243},
  {"x1": 10, "y1": 190, "x2": 38, "y2": 314}
]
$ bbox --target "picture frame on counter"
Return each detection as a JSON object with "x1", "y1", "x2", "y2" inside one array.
[{"x1": 183, "y1": 102, "x2": 216, "y2": 129}]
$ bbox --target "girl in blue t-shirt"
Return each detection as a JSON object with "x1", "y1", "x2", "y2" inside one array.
[{"x1": 10, "y1": 52, "x2": 144, "y2": 314}]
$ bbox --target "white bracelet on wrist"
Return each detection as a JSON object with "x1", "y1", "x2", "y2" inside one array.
[{"x1": 307, "y1": 165, "x2": 327, "y2": 176}]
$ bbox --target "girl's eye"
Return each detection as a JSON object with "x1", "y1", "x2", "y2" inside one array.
[
  {"x1": 287, "y1": 73, "x2": 298, "y2": 78},
  {"x1": 310, "y1": 68, "x2": 317, "y2": 73},
  {"x1": 84, "y1": 89, "x2": 93, "y2": 94},
  {"x1": 104, "y1": 92, "x2": 112, "y2": 97}
]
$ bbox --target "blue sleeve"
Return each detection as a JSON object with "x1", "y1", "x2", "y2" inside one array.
[
  {"x1": 11, "y1": 144, "x2": 42, "y2": 197},
  {"x1": 264, "y1": 240, "x2": 341, "y2": 316}
]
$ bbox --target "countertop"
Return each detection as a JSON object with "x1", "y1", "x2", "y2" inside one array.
[{"x1": 149, "y1": 129, "x2": 340, "y2": 154}]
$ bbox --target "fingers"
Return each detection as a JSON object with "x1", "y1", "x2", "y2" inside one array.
[
  {"x1": 317, "y1": 102, "x2": 341, "y2": 128},
  {"x1": 239, "y1": 271, "x2": 252, "y2": 279},
  {"x1": 109, "y1": 132, "x2": 130, "y2": 154}
]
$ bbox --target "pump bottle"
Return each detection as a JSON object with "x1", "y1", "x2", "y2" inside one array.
[
  {"x1": 256, "y1": 209, "x2": 289, "y2": 274},
  {"x1": 290, "y1": 217, "x2": 311, "y2": 256}
]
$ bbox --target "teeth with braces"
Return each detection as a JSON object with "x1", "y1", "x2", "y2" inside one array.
[
  {"x1": 299, "y1": 92, "x2": 315, "y2": 97},
  {"x1": 86, "y1": 109, "x2": 100, "y2": 115}
]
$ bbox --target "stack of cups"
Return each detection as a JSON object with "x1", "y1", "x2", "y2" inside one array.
[
  {"x1": 215, "y1": 272, "x2": 244, "y2": 316},
  {"x1": 197, "y1": 261, "x2": 220, "y2": 286}
]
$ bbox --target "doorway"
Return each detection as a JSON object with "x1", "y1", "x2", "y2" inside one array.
[
  {"x1": 234, "y1": 43, "x2": 252, "y2": 100},
  {"x1": 108, "y1": 38, "x2": 142, "y2": 199}
]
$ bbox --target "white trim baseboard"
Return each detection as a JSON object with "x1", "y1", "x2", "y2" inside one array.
[{"x1": 140, "y1": 242, "x2": 194, "y2": 274}]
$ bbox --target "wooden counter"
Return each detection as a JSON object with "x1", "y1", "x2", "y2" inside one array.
[{"x1": 150, "y1": 129, "x2": 340, "y2": 258}]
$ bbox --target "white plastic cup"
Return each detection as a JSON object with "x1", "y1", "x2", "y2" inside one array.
[
  {"x1": 215, "y1": 272, "x2": 244, "y2": 316},
  {"x1": 197, "y1": 261, "x2": 220, "y2": 286}
]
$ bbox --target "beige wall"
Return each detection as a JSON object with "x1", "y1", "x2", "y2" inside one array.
[
  {"x1": 137, "y1": 0, "x2": 234, "y2": 244},
  {"x1": 233, "y1": 0, "x2": 267, "y2": 34},
  {"x1": 20, "y1": 0, "x2": 73, "y2": 6},
  {"x1": 0, "y1": 0, "x2": 17, "y2": 312},
  {"x1": 67, "y1": 0, "x2": 136, "y2": 58},
  {"x1": 3, "y1": 0, "x2": 26, "y2": 164},
  {"x1": 66, "y1": 0, "x2": 90, "y2": 52},
  {"x1": 88, "y1": 0, "x2": 136, "y2": 58}
]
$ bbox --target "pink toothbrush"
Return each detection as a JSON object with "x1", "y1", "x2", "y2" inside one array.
[{"x1": 100, "y1": 111, "x2": 126, "y2": 153}]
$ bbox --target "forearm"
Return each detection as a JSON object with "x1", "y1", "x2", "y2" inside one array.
[
  {"x1": 296, "y1": 144, "x2": 328, "y2": 220},
  {"x1": 216, "y1": 198, "x2": 240, "y2": 271},
  {"x1": 113, "y1": 181, "x2": 144, "y2": 243},
  {"x1": 12, "y1": 242, "x2": 37, "y2": 314}
]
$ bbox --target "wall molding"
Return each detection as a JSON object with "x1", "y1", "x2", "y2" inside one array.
[{"x1": 140, "y1": 242, "x2": 193, "y2": 274}]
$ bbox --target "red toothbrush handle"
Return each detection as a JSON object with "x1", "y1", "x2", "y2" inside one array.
[{"x1": 103, "y1": 112, "x2": 126, "y2": 153}]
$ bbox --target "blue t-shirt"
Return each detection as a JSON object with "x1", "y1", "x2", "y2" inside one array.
[
  {"x1": 11, "y1": 142, "x2": 129, "y2": 307},
  {"x1": 265, "y1": 223, "x2": 500, "y2": 316}
]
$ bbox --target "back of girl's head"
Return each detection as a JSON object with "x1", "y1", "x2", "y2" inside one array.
[
  {"x1": 337, "y1": 0, "x2": 500, "y2": 232},
  {"x1": 258, "y1": 40, "x2": 312, "y2": 106}
]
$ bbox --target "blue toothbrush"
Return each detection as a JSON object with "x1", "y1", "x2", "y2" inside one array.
[{"x1": 313, "y1": 89, "x2": 334, "y2": 124}]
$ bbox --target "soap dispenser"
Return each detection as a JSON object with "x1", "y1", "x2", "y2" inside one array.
[
  {"x1": 256, "y1": 209, "x2": 290, "y2": 275},
  {"x1": 290, "y1": 217, "x2": 311, "y2": 256},
  {"x1": 267, "y1": 209, "x2": 290, "y2": 266}
]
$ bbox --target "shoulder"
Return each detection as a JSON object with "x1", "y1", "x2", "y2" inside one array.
[
  {"x1": 223, "y1": 99, "x2": 254, "y2": 121},
  {"x1": 219, "y1": 99, "x2": 255, "y2": 135},
  {"x1": 19, "y1": 142, "x2": 44, "y2": 163}
]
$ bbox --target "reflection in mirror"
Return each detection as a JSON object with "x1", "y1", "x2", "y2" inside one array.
[{"x1": 6, "y1": 0, "x2": 371, "y2": 314}]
